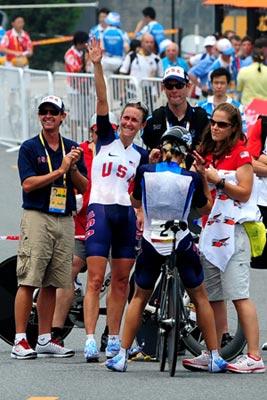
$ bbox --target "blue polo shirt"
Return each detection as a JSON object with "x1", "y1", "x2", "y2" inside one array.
[{"x1": 18, "y1": 134, "x2": 87, "y2": 215}]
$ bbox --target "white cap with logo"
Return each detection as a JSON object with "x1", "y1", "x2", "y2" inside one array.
[
  {"x1": 38, "y1": 95, "x2": 65, "y2": 112},
  {"x1": 162, "y1": 66, "x2": 189, "y2": 84}
]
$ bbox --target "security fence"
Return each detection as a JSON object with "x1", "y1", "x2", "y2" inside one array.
[{"x1": 0, "y1": 66, "x2": 169, "y2": 149}]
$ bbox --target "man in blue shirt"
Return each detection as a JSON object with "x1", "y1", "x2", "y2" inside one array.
[
  {"x1": 134, "y1": 6, "x2": 165, "y2": 53},
  {"x1": 101, "y1": 12, "x2": 129, "y2": 76},
  {"x1": 161, "y1": 41, "x2": 189, "y2": 72},
  {"x1": 11, "y1": 95, "x2": 87, "y2": 360}
]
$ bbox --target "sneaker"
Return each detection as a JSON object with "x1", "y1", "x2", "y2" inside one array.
[
  {"x1": 105, "y1": 337, "x2": 120, "y2": 358},
  {"x1": 36, "y1": 339, "x2": 75, "y2": 358},
  {"x1": 208, "y1": 355, "x2": 228, "y2": 373},
  {"x1": 84, "y1": 338, "x2": 99, "y2": 362},
  {"x1": 227, "y1": 354, "x2": 266, "y2": 374},
  {"x1": 128, "y1": 345, "x2": 143, "y2": 359},
  {"x1": 262, "y1": 342, "x2": 267, "y2": 351},
  {"x1": 11, "y1": 338, "x2": 37, "y2": 360},
  {"x1": 105, "y1": 352, "x2": 128, "y2": 372},
  {"x1": 182, "y1": 350, "x2": 210, "y2": 371}
]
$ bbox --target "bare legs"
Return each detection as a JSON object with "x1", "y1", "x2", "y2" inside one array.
[{"x1": 84, "y1": 256, "x2": 134, "y2": 335}]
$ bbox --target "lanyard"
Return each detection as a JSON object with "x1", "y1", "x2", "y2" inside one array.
[{"x1": 39, "y1": 132, "x2": 67, "y2": 186}]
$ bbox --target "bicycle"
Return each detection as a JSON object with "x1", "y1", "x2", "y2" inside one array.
[
  {"x1": 0, "y1": 241, "x2": 246, "y2": 360},
  {"x1": 132, "y1": 221, "x2": 247, "y2": 375}
]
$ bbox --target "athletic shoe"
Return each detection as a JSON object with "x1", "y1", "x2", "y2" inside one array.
[
  {"x1": 182, "y1": 350, "x2": 210, "y2": 371},
  {"x1": 105, "y1": 337, "x2": 120, "y2": 358},
  {"x1": 208, "y1": 355, "x2": 228, "y2": 373},
  {"x1": 36, "y1": 339, "x2": 75, "y2": 358},
  {"x1": 84, "y1": 338, "x2": 99, "y2": 362},
  {"x1": 11, "y1": 338, "x2": 37, "y2": 360},
  {"x1": 105, "y1": 352, "x2": 128, "y2": 372},
  {"x1": 227, "y1": 354, "x2": 266, "y2": 374},
  {"x1": 128, "y1": 345, "x2": 143, "y2": 359},
  {"x1": 262, "y1": 342, "x2": 267, "y2": 351}
]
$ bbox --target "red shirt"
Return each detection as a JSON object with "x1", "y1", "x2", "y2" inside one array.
[
  {"x1": 1, "y1": 28, "x2": 32, "y2": 62},
  {"x1": 247, "y1": 119, "x2": 262, "y2": 159},
  {"x1": 64, "y1": 46, "x2": 84, "y2": 73},
  {"x1": 202, "y1": 140, "x2": 252, "y2": 226},
  {"x1": 204, "y1": 140, "x2": 251, "y2": 170},
  {"x1": 74, "y1": 141, "x2": 94, "y2": 237}
]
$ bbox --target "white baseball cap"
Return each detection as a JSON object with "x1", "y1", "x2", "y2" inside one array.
[
  {"x1": 38, "y1": 95, "x2": 65, "y2": 112},
  {"x1": 216, "y1": 38, "x2": 235, "y2": 56},
  {"x1": 159, "y1": 39, "x2": 173, "y2": 55},
  {"x1": 105, "y1": 12, "x2": 121, "y2": 27},
  {"x1": 90, "y1": 112, "x2": 119, "y2": 130},
  {"x1": 203, "y1": 35, "x2": 216, "y2": 47},
  {"x1": 162, "y1": 66, "x2": 189, "y2": 84}
]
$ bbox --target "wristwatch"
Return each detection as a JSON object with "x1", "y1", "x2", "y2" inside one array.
[{"x1": 215, "y1": 178, "x2": 225, "y2": 190}]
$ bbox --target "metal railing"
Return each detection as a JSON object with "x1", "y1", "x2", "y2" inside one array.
[{"x1": 1, "y1": 66, "x2": 213, "y2": 149}]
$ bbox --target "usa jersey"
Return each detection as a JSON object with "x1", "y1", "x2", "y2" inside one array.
[
  {"x1": 133, "y1": 161, "x2": 207, "y2": 255},
  {"x1": 89, "y1": 114, "x2": 148, "y2": 206}
]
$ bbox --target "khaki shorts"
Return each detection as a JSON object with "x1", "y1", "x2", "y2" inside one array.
[
  {"x1": 17, "y1": 210, "x2": 74, "y2": 288},
  {"x1": 201, "y1": 224, "x2": 251, "y2": 301}
]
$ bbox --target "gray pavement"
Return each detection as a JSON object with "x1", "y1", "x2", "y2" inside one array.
[{"x1": 0, "y1": 145, "x2": 267, "y2": 400}]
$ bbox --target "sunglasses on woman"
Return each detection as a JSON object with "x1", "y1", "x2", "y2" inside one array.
[
  {"x1": 164, "y1": 81, "x2": 186, "y2": 90},
  {"x1": 210, "y1": 118, "x2": 233, "y2": 129},
  {"x1": 39, "y1": 108, "x2": 61, "y2": 116}
]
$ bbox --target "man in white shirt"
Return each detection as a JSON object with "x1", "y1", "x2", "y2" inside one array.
[{"x1": 119, "y1": 33, "x2": 163, "y2": 82}]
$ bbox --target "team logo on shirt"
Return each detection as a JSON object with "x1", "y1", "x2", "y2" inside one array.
[
  {"x1": 223, "y1": 216, "x2": 235, "y2": 225},
  {"x1": 207, "y1": 213, "x2": 222, "y2": 225},
  {"x1": 37, "y1": 156, "x2": 47, "y2": 164},
  {"x1": 240, "y1": 151, "x2": 249, "y2": 159},
  {"x1": 212, "y1": 237, "x2": 230, "y2": 247},
  {"x1": 217, "y1": 193, "x2": 229, "y2": 201},
  {"x1": 102, "y1": 162, "x2": 128, "y2": 178}
]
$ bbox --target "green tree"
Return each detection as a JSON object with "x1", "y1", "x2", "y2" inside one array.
[{"x1": 1, "y1": 0, "x2": 82, "y2": 70}]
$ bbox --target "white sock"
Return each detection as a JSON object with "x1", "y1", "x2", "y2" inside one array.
[
  {"x1": 108, "y1": 335, "x2": 119, "y2": 341},
  {"x1": 15, "y1": 333, "x2": 26, "y2": 344},
  {"x1": 86, "y1": 334, "x2": 95, "y2": 341},
  {"x1": 210, "y1": 349, "x2": 220, "y2": 358},
  {"x1": 119, "y1": 347, "x2": 127, "y2": 357},
  {"x1": 38, "y1": 333, "x2": 51, "y2": 345}
]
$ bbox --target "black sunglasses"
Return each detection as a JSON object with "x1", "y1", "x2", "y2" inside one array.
[
  {"x1": 164, "y1": 81, "x2": 186, "y2": 90},
  {"x1": 39, "y1": 108, "x2": 61, "y2": 116},
  {"x1": 210, "y1": 118, "x2": 233, "y2": 129}
]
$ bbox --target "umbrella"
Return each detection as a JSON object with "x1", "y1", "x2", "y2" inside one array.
[{"x1": 203, "y1": 0, "x2": 267, "y2": 7}]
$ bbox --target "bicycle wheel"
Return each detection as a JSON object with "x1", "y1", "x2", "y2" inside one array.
[
  {"x1": 0, "y1": 256, "x2": 17, "y2": 345},
  {"x1": 166, "y1": 267, "x2": 180, "y2": 377},
  {"x1": 157, "y1": 272, "x2": 168, "y2": 372},
  {"x1": 182, "y1": 300, "x2": 246, "y2": 361}
]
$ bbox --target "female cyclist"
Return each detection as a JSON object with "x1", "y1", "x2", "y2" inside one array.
[
  {"x1": 105, "y1": 126, "x2": 227, "y2": 373},
  {"x1": 83, "y1": 38, "x2": 149, "y2": 362}
]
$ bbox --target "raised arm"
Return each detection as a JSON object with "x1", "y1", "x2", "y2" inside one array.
[{"x1": 88, "y1": 38, "x2": 108, "y2": 116}]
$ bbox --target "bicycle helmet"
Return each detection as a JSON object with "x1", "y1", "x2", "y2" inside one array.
[{"x1": 160, "y1": 126, "x2": 191, "y2": 156}]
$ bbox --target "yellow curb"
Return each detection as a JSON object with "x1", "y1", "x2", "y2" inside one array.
[{"x1": 27, "y1": 397, "x2": 59, "y2": 400}]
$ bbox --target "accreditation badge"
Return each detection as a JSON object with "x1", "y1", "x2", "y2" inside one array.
[{"x1": 49, "y1": 185, "x2": 67, "y2": 214}]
